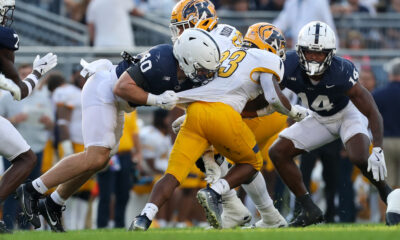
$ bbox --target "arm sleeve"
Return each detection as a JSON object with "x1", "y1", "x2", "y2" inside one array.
[{"x1": 260, "y1": 72, "x2": 290, "y2": 115}]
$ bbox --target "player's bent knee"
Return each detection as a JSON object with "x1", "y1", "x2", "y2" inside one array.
[{"x1": 14, "y1": 149, "x2": 37, "y2": 170}]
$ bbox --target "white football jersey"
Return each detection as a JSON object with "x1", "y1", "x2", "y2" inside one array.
[
  {"x1": 177, "y1": 47, "x2": 284, "y2": 113},
  {"x1": 52, "y1": 84, "x2": 83, "y2": 144},
  {"x1": 209, "y1": 24, "x2": 243, "y2": 53},
  {"x1": 139, "y1": 125, "x2": 172, "y2": 173}
]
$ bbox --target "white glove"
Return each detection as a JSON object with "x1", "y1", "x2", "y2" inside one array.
[
  {"x1": 0, "y1": 73, "x2": 21, "y2": 100},
  {"x1": 367, "y1": 147, "x2": 387, "y2": 181},
  {"x1": 288, "y1": 105, "x2": 309, "y2": 122},
  {"x1": 172, "y1": 114, "x2": 186, "y2": 134},
  {"x1": 203, "y1": 149, "x2": 221, "y2": 184},
  {"x1": 256, "y1": 105, "x2": 275, "y2": 117},
  {"x1": 33, "y1": 53, "x2": 58, "y2": 75},
  {"x1": 60, "y1": 140, "x2": 74, "y2": 158},
  {"x1": 147, "y1": 90, "x2": 178, "y2": 110}
]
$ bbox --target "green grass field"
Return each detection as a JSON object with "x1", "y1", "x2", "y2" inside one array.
[{"x1": 1, "y1": 225, "x2": 400, "y2": 240}]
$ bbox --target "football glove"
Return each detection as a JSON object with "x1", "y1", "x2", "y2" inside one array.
[
  {"x1": 147, "y1": 90, "x2": 178, "y2": 110},
  {"x1": 172, "y1": 114, "x2": 186, "y2": 134},
  {"x1": 367, "y1": 147, "x2": 387, "y2": 181},
  {"x1": 288, "y1": 105, "x2": 308, "y2": 122},
  {"x1": 33, "y1": 53, "x2": 58, "y2": 75},
  {"x1": 0, "y1": 73, "x2": 21, "y2": 100}
]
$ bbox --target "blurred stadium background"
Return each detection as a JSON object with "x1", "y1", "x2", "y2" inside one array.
[{"x1": 1, "y1": 0, "x2": 400, "y2": 233}]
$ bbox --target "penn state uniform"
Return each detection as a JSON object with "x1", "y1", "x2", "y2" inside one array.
[
  {"x1": 0, "y1": 25, "x2": 30, "y2": 161},
  {"x1": 82, "y1": 44, "x2": 193, "y2": 155},
  {"x1": 279, "y1": 50, "x2": 370, "y2": 151},
  {"x1": 167, "y1": 47, "x2": 284, "y2": 183}
]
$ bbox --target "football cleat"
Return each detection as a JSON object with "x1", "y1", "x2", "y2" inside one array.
[
  {"x1": 386, "y1": 189, "x2": 400, "y2": 226},
  {"x1": 196, "y1": 187, "x2": 223, "y2": 229},
  {"x1": 0, "y1": 220, "x2": 12, "y2": 234},
  {"x1": 15, "y1": 184, "x2": 41, "y2": 229},
  {"x1": 254, "y1": 207, "x2": 288, "y2": 228},
  {"x1": 289, "y1": 206, "x2": 324, "y2": 227},
  {"x1": 129, "y1": 215, "x2": 152, "y2": 231},
  {"x1": 38, "y1": 197, "x2": 65, "y2": 232},
  {"x1": 221, "y1": 193, "x2": 251, "y2": 228}
]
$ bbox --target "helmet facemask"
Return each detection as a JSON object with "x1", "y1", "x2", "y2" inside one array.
[
  {"x1": 0, "y1": 4, "x2": 14, "y2": 27},
  {"x1": 297, "y1": 47, "x2": 335, "y2": 76}
]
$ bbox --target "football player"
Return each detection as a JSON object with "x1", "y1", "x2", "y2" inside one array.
[
  {"x1": 170, "y1": 0, "x2": 254, "y2": 228},
  {"x1": 15, "y1": 41, "x2": 214, "y2": 231},
  {"x1": 170, "y1": 0, "x2": 294, "y2": 228},
  {"x1": 0, "y1": 0, "x2": 57, "y2": 233},
  {"x1": 130, "y1": 28, "x2": 307, "y2": 230},
  {"x1": 268, "y1": 21, "x2": 397, "y2": 226}
]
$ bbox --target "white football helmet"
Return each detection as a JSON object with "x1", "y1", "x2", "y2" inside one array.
[
  {"x1": 0, "y1": 0, "x2": 14, "y2": 26},
  {"x1": 173, "y1": 28, "x2": 221, "y2": 83},
  {"x1": 296, "y1": 21, "x2": 336, "y2": 76}
]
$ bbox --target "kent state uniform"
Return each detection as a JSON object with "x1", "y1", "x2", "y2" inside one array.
[
  {"x1": 81, "y1": 44, "x2": 194, "y2": 156},
  {"x1": 279, "y1": 50, "x2": 370, "y2": 152},
  {"x1": 0, "y1": 25, "x2": 31, "y2": 161},
  {"x1": 170, "y1": 47, "x2": 284, "y2": 183}
]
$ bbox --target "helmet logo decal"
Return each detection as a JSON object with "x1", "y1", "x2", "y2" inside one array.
[
  {"x1": 259, "y1": 25, "x2": 285, "y2": 52},
  {"x1": 183, "y1": 1, "x2": 212, "y2": 21},
  {"x1": 314, "y1": 22, "x2": 320, "y2": 44}
]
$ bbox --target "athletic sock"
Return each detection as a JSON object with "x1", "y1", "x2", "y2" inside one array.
[
  {"x1": 50, "y1": 191, "x2": 66, "y2": 207},
  {"x1": 242, "y1": 172, "x2": 273, "y2": 214},
  {"x1": 211, "y1": 178, "x2": 230, "y2": 195},
  {"x1": 27, "y1": 179, "x2": 47, "y2": 197},
  {"x1": 141, "y1": 203, "x2": 158, "y2": 220}
]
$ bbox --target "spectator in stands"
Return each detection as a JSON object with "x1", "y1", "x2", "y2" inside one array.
[
  {"x1": 373, "y1": 58, "x2": 400, "y2": 188},
  {"x1": 331, "y1": 0, "x2": 372, "y2": 15},
  {"x1": 387, "y1": 0, "x2": 400, "y2": 12},
  {"x1": 251, "y1": 0, "x2": 285, "y2": 11},
  {"x1": 0, "y1": 64, "x2": 54, "y2": 230},
  {"x1": 64, "y1": 0, "x2": 91, "y2": 24},
  {"x1": 273, "y1": 0, "x2": 337, "y2": 46},
  {"x1": 46, "y1": 70, "x2": 94, "y2": 230},
  {"x1": 97, "y1": 111, "x2": 141, "y2": 228},
  {"x1": 86, "y1": 0, "x2": 143, "y2": 47}
]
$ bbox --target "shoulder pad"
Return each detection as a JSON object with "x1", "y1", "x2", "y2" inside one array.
[{"x1": 0, "y1": 26, "x2": 19, "y2": 50}]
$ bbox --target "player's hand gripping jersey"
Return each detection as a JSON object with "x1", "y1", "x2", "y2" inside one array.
[{"x1": 177, "y1": 47, "x2": 284, "y2": 113}]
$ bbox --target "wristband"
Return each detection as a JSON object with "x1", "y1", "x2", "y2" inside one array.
[
  {"x1": 146, "y1": 93, "x2": 157, "y2": 106},
  {"x1": 256, "y1": 107, "x2": 269, "y2": 117},
  {"x1": 26, "y1": 73, "x2": 39, "y2": 86}
]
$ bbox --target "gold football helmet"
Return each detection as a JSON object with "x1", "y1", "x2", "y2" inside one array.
[
  {"x1": 243, "y1": 22, "x2": 286, "y2": 60},
  {"x1": 170, "y1": 0, "x2": 218, "y2": 42}
]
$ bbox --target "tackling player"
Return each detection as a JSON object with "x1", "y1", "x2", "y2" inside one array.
[
  {"x1": 268, "y1": 21, "x2": 398, "y2": 226},
  {"x1": 15, "y1": 41, "x2": 214, "y2": 231},
  {"x1": 0, "y1": 0, "x2": 57, "y2": 233}
]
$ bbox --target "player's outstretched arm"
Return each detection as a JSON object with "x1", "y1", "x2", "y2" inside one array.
[
  {"x1": 0, "y1": 49, "x2": 57, "y2": 100},
  {"x1": 347, "y1": 82, "x2": 386, "y2": 181},
  {"x1": 260, "y1": 73, "x2": 308, "y2": 121}
]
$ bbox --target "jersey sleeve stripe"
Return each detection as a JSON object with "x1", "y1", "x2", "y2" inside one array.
[{"x1": 250, "y1": 67, "x2": 281, "y2": 84}]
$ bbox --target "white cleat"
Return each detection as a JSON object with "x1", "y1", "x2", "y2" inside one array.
[
  {"x1": 221, "y1": 194, "x2": 252, "y2": 228},
  {"x1": 386, "y1": 189, "x2": 400, "y2": 226},
  {"x1": 253, "y1": 208, "x2": 288, "y2": 228}
]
